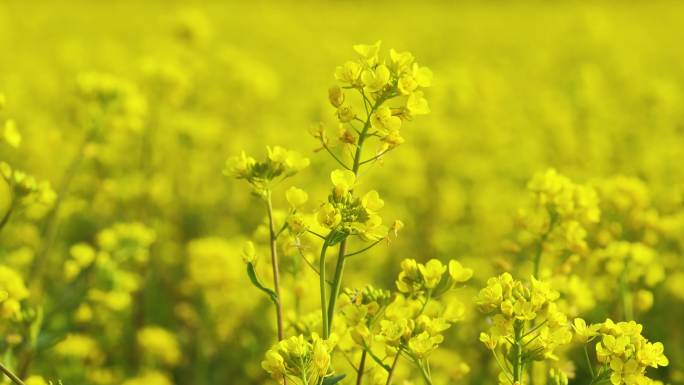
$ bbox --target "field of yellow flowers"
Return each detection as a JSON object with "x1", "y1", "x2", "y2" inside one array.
[{"x1": 1, "y1": 1, "x2": 684, "y2": 385}]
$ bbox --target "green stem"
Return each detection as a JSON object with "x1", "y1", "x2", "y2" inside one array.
[
  {"x1": 417, "y1": 359, "x2": 433, "y2": 385},
  {"x1": 345, "y1": 239, "x2": 383, "y2": 258},
  {"x1": 325, "y1": 93, "x2": 385, "y2": 337},
  {"x1": 492, "y1": 351, "x2": 514, "y2": 384},
  {"x1": 0, "y1": 361, "x2": 25, "y2": 385},
  {"x1": 385, "y1": 351, "x2": 401, "y2": 385},
  {"x1": 365, "y1": 346, "x2": 391, "y2": 372},
  {"x1": 266, "y1": 191, "x2": 285, "y2": 341},
  {"x1": 619, "y1": 263, "x2": 633, "y2": 321},
  {"x1": 355, "y1": 350, "x2": 367, "y2": 385},
  {"x1": 322, "y1": 143, "x2": 351, "y2": 170},
  {"x1": 512, "y1": 320, "x2": 524, "y2": 384},
  {"x1": 533, "y1": 216, "x2": 555, "y2": 278},
  {"x1": 0, "y1": 197, "x2": 15, "y2": 232},
  {"x1": 326, "y1": 241, "x2": 347, "y2": 332},
  {"x1": 584, "y1": 344, "x2": 595, "y2": 379},
  {"x1": 319, "y1": 234, "x2": 332, "y2": 338},
  {"x1": 29, "y1": 122, "x2": 98, "y2": 282}
]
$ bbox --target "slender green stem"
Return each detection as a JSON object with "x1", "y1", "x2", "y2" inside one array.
[
  {"x1": 322, "y1": 142, "x2": 351, "y2": 170},
  {"x1": 326, "y1": 241, "x2": 347, "y2": 332},
  {"x1": 345, "y1": 239, "x2": 383, "y2": 258},
  {"x1": 319, "y1": 234, "x2": 332, "y2": 338},
  {"x1": 584, "y1": 344, "x2": 595, "y2": 379},
  {"x1": 417, "y1": 290, "x2": 432, "y2": 316},
  {"x1": 359, "y1": 148, "x2": 394, "y2": 166},
  {"x1": 296, "y1": 247, "x2": 331, "y2": 283},
  {"x1": 364, "y1": 346, "x2": 391, "y2": 372},
  {"x1": 512, "y1": 320, "x2": 524, "y2": 384},
  {"x1": 356, "y1": 350, "x2": 367, "y2": 385},
  {"x1": 266, "y1": 192, "x2": 285, "y2": 341},
  {"x1": 619, "y1": 263, "x2": 634, "y2": 320},
  {"x1": 417, "y1": 359, "x2": 433, "y2": 385},
  {"x1": 522, "y1": 320, "x2": 547, "y2": 339},
  {"x1": 0, "y1": 362, "x2": 25, "y2": 385},
  {"x1": 306, "y1": 229, "x2": 327, "y2": 240},
  {"x1": 492, "y1": 350, "x2": 514, "y2": 385},
  {"x1": 532, "y1": 216, "x2": 555, "y2": 278},
  {"x1": 0, "y1": 197, "x2": 15, "y2": 232},
  {"x1": 385, "y1": 351, "x2": 401, "y2": 385},
  {"x1": 29, "y1": 122, "x2": 98, "y2": 282}
]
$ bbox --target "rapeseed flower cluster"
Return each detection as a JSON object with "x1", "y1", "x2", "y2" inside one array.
[
  {"x1": 332, "y1": 259, "x2": 471, "y2": 385},
  {"x1": 573, "y1": 318, "x2": 668, "y2": 385},
  {"x1": 520, "y1": 169, "x2": 600, "y2": 255},
  {"x1": 0, "y1": 265, "x2": 28, "y2": 319},
  {"x1": 330, "y1": 41, "x2": 432, "y2": 149},
  {"x1": 477, "y1": 273, "x2": 572, "y2": 384},
  {"x1": 315, "y1": 169, "x2": 390, "y2": 242},
  {"x1": 261, "y1": 333, "x2": 336, "y2": 385},
  {"x1": 224, "y1": 146, "x2": 310, "y2": 198}
]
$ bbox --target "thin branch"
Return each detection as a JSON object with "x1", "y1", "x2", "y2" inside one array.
[
  {"x1": 364, "y1": 347, "x2": 391, "y2": 372},
  {"x1": 321, "y1": 142, "x2": 351, "y2": 170},
  {"x1": 355, "y1": 350, "x2": 367, "y2": 385},
  {"x1": 306, "y1": 229, "x2": 327, "y2": 240},
  {"x1": 0, "y1": 362, "x2": 25, "y2": 385},
  {"x1": 385, "y1": 352, "x2": 401, "y2": 385},
  {"x1": 296, "y1": 246, "x2": 333, "y2": 285},
  {"x1": 345, "y1": 239, "x2": 384, "y2": 258},
  {"x1": 522, "y1": 319, "x2": 547, "y2": 338},
  {"x1": 359, "y1": 148, "x2": 394, "y2": 166}
]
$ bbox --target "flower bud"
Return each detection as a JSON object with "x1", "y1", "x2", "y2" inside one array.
[
  {"x1": 241, "y1": 241, "x2": 257, "y2": 264},
  {"x1": 287, "y1": 214, "x2": 308, "y2": 235},
  {"x1": 337, "y1": 105, "x2": 355, "y2": 123},
  {"x1": 328, "y1": 86, "x2": 344, "y2": 108},
  {"x1": 317, "y1": 203, "x2": 341, "y2": 229},
  {"x1": 338, "y1": 127, "x2": 357, "y2": 145}
]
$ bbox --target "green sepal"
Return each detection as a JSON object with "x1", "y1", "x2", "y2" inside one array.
[
  {"x1": 327, "y1": 230, "x2": 347, "y2": 246},
  {"x1": 322, "y1": 374, "x2": 346, "y2": 385}
]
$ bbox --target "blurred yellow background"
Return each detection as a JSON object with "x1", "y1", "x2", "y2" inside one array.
[{"x1": 1, "y1": 1, "x2": 683, "y2": 384}]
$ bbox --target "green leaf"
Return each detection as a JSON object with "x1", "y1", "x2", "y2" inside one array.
[
  {"x1": 322, "y1": 374, "x2": 346, "y2": 385},
  {"x1": 246, "y1": 262, "x2": 279, "y2": 305}
]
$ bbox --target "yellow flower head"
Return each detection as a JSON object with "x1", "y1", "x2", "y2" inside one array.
[
  {"x1": 330, "y1": 169, "x2": 356, "y2": 197},
  {"x1": 353, "y1": 40, "x2": 382, "y2": 65},
  {"x1": 361, "y1": 64, "x2": 391, "y2": 93},
  {"x1": 317, "y1": 203, "x2": 341, "y2": 229},
  {"x1": 449, "y1": 260, "x2": 473, "y2": 283},
  {"x1": 362, "y1": 190, "x2": 384, "y2": 211},
  {"x1": 572, "y1": 318, "x2": 600, "y2": 343},
  {"x1": 286, "y1": 186, "x2": 308, "y2": 209},
  {"x1": 418, "y1": 259, "x2": 447, "y2": 289}
]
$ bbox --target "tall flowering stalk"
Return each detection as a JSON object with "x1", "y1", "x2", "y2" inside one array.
[
  {"x1": 230, "y1": 41, "x2": 437, "y2": 385},
  {"x1": 314, "y1": 40, "x2": 432, "y2": 340},
  {"x1": 224, "y1": 146, "x2": 310, "y2": 342}
]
